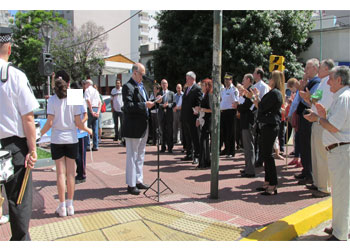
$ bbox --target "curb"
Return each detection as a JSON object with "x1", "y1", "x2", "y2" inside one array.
[
  {"x1": 241, "y1": 198, "x2": 332, "y2": 241},
  {"x1": 35, "y1": 158, "x2": 55, "y2": 168}
]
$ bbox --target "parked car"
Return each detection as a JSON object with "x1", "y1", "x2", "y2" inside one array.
[
  {"x1": 100, "y1": 95, "x2": 116, "y2": 139},
  {"x1": 35, "y1": 120, "x2": 41, "y2": 142},
  {"x1": 34, "y1": 98, "x2": 47, "y2": 119}
]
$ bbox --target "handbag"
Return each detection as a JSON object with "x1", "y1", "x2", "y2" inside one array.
[{"x1": 101, "y1": 102, "x2": 106, "y2": 113}]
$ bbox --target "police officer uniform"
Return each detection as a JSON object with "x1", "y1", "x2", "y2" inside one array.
[
  {"x1": 220, "y1": 73, "x2": 239, "y2": 157},
  {"x1": 0, "y1": 27, "x2": 39, "y2": 241}
]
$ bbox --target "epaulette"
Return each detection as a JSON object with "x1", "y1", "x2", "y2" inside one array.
[{"x1": 1, "y1": 62, "x2": 12, "y2": 83}]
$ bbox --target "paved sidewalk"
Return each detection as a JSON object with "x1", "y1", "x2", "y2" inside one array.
[{"x1": 0, "y1": 139, "x2": 332, "y2": 241}]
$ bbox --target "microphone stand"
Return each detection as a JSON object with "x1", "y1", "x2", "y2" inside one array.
[{"x1": 144, "y1": 96, "x2": 173, "y2": 202}]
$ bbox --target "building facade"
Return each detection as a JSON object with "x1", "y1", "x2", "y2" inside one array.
[
  {"x1": 300, "y1": 10, "x2": 350, "y2": 66},
  {"x1": 58, "y1": 10, "x2": 159, "y2": 63}
]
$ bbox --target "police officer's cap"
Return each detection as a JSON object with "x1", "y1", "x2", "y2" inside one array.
[
  {"x1": 224, "y1": 72, "x2": 233, "y2": 79},
  {"x1": 0, "y1": 27, "x2": 12, "y2": 44}
]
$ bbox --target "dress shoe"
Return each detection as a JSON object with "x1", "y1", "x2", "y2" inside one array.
[
  {"x1": 181, "y1": 155, "x2": 193, "y2": 161},
  {"x1": 305, "y1": 184, "x2": 318, "y2": 191},
  {"x1": 136, "y1": 183, "x2": 149, "y2": 189},
  {"x1": 326, "y1": 235, "x2": 340, "y2": 241},
  {"x1": 297, "y1": 178, "x2": 313, "y2": 185},
  {"x1": 75, "y1": 177, "x2": 86, "y2": 184},
  {"x1": 260, "y1": 185, "x2": 278, "y2": 195},
  {"x1": 312, "y1": 190, "x2": 330, "y2": 198},
  {"x1": 192, "y1": 158, "x2": 199, "y2": 164},
  {"x1": 168, "y1": 149, "x2": 173, "y2": 153},
  {"x1": 294, "y1": 173, "x2": 305, "y2": 180},
  {"x1": 127, "y1": 186, "x2": 140, "y2": 195},
  {"x1": 240, "y1": 170, "x2": 245, "y2": 174},
  {"x1": 194, "y1": 165, "x2": 205, "y2": 170},
  {"x1": 92, "y1": 148, "x2": 98, "y2": 151},
  {"x1": 160, "y1": 148, "x2": 166, "y2": 153},
  {"x1": 226, "y1": 154, "x2": 233, "y2": 158},
  {"x1": 241, "y1": 173, "x2": 255, "y2": 178},
  {"x1": 324, "y1": 227, "x2": 350, "y2": 237},
  {"x1": 220, "y1": 150, "x2": 227, "y2": 156},
  {"x1": 324, "y1": 227, "x2": 333, "y2": 235}
]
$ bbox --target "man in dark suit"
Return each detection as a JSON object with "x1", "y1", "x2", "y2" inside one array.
[
  {"x1": 121, "y1": 63, "x2": 155, "y2": 195},
  {"x1": 294, "y1": 58, "x2": 321, "y2": 185},
  {"x1": 181, "y1": 71, "x2": 202, "y2": 164},
  {"x1": 238, "y1": 74, "x2": 256, "y2": 177},
  {"x1": 158, "y1": 79, "x2": 175, "y2": 153}
]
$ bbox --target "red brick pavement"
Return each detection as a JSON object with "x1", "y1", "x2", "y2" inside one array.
[{"x1": 0, "y1": 139, "x2": 327, "y2": 241}]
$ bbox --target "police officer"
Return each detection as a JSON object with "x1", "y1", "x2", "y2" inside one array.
[
  {"x1": 220, "y1": 72, "x2": 239, "y2": 158},
  {"x1": 0, "y1": 27, "x2": 39, "y2": 241}
]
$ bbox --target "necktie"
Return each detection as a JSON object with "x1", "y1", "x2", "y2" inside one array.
[
  {"x1": 163, "y1": 90, "x2": 168, "y2": 103},
  {"x1": 139, "y1": 83, "x2": 147, "y2": 101},
  {"x1": 186, "y1": 86, "x2": 191, "y2": 95}
]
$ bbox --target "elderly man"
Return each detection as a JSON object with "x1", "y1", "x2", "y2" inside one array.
[
  {"x1": 300, "y1": 59, "x2": 335, "y2": 197},
  {"x1": 304, "y1": 66, "x2": 350, "y2": 241},
  {"x1": 238, "y1": 74, "x2": 256, "y2": 177},
  {"x1": 181, "y1": 71, "x2": 202, "y2": 164},
  {"x1": 295, "y1": 58, "x2": 321, "y2": 185},
  {"x1": 84, "y1": 79, "x2": 101, "y2": 151},
  {"x1": 122, "y1": 63, "x2": 155, "y2": 195},
  {"x1": 158, "y1": 79, "x2": 175, "y2": 153},
  {"x1": 252, "y1": 67, "x2": 270, "y2": 167},
  {"x1": 173, "y1": 83, "x2": 183, "y2": 144}
]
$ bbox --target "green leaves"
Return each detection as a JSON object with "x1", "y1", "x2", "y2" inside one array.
[
  {"x1": 153, "y1": 10, "x2": 313, "y2": 86},
  {"x1": 10, "y1": 10, "x2": 67, "y2": 96},
  {"x1": 10, "y1": 11, "x2": 107, "y2": 96}
]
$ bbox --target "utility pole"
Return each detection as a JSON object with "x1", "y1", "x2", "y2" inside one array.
[
  {"x1": 210, "y1": 10, "x2": 222, "y2": 199},
  {"x1": 319, "y1": 10, "x2": 323, "y2": 61}
]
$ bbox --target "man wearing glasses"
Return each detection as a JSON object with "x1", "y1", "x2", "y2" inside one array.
[{"x1": 121, "y1": 63, "x2": 155, "y2": 195}]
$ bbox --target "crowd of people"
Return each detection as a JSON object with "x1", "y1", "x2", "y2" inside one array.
[
  {"x1": 0, "y1": 25, "x2": 349, "y2": 241},
  {"x1": 115, "y1": 61, "x2": 350, "y2": 241}
]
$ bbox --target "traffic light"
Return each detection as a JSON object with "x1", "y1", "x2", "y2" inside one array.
[
  {"x1": 39, "y1": 53, "x2": 54, "y2": 76},
  {"x1": 269, "y1": 55, "x2": 285, "y2": 72}
]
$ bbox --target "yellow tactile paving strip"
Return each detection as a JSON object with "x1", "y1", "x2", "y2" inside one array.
[{"x1": 29, "y1": 205, "x2": 244, "y2": 241}]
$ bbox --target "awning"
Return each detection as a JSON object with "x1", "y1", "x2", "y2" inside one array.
[{"x1": 101, "y1": 61, "x2": 133, "y2": 75}]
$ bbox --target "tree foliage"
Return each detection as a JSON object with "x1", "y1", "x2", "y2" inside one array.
[
  {"x1": 9, "y1": 10, "x2": 67, "y2": 95},
  {"x1": 9, "y1": 11, "x2": 108, "y2": 97},
  {"x1": 50, "y1": 21, "x2": 108, "y2": 82},
  {"x1": 153, "y1": 10, "x2": 314, "y2": 89}
]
